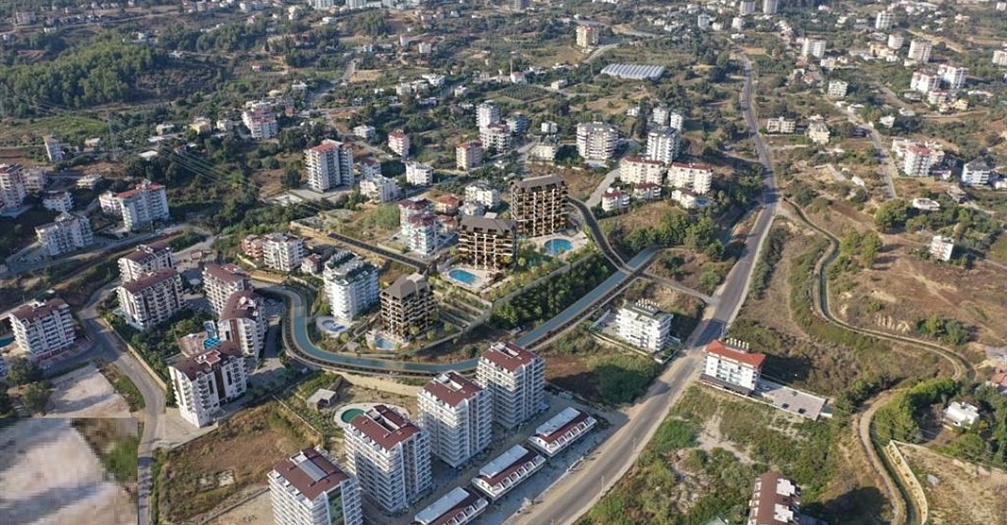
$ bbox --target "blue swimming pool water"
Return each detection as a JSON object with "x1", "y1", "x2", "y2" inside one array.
[
  {"x1": 374, "y1": 334, "x2": 396, "y2": 350},
  {"x1": 0, "y1": 336, "x2": 13, "y2": 348},
  {"x1": 544, "y1": 238, "x2": 573, "y2": 256},
  {"x1": 449, "y1": 269, "x2": 478, "y2": 285},
  {"x1": 322, "y1": 320, "x2": 346, "y2": 333}
]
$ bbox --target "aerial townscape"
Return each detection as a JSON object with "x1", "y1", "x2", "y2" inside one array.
[{"x1": 0, "y1": 0, "x2": 1005, "y2": 525}]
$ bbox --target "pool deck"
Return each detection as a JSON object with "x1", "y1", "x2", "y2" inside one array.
[
  {"x1": 532, "y1": 232, "x2": 589, "y2": 258},
  {"x1": 446, "y1": 266, "x2": 492, "y2": 291},
  {"x1": 334, "y1": 403, "x2": 411, "y2": 429}
]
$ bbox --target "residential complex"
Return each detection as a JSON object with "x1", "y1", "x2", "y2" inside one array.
[
  {"x1": 575, "y1": 24, "x2": 600, "y2": 49},
  {"x1": 457, "y1": 216, "x2": 517, "y2": 271},
  {"x1": 907, "y1": 39, "x2": 932, "y2": 63},
  {"x1": 476, "y1": 101, "x2": 501, "y2": 129},
  {"x1": 403, "y1": 212, "x2": 439, "y2": 255},
  {"x1": 323, "y1": 249, "x2": 380, "y2": 322},
  {"x1": 242, "y1": 101, "x2": 279, "y2": 139},
  {"x1": 615, "y1": 300, "x2": 674, "y2": 353},
  {"x1": 42, "y1": 191, "x2": 73, "y2": 212},
  {"x1": 576, "y1": 122, "x2": 619, "y2": 161},
  {"x1": 418, "y1": 371, "x2": 492, "y2": 467},
  {"x1": 766, "y1": 117, "x2": 796, "y2": 134},
  {"x1": 456, "y1": 141, "x2": 484, "y2": 171},
  {"x1": 746, "y1": 472, "x2": 803, "y2": 525},
  {"x1": 645, "y1": 127, "x2": 681, "y2": 164},
  {"x1": 0, "y1": 164, "x2": 27, "y2": 210},
  {"x1": 601, "y1": 187, "x2": 629, "y2": 213},
  {"x1": 667, "y1": 162, "x2": 713, "y2": 194},
  {"x1": 479, "y1": 123, "x2": 512, "y2": 153},
  {"x1": 801, "y1": 38, "x2": 827, "y2": 59},
  {"x1": 875, "y1": 10, "x2": 893, "y2": 30},
  {"x1": 35, "y1": 212, "x2": 93, "y2": 256},
  {"x1": 169, "y1": 341, "x2": 249, "y2": 427},
  {"x1": 345, "y1": 405, "x2": 432, "y2": 513},
  {"x1": 269, "y1": 447, "x2": 364, "y2": 525},
  {"x1": 527, "y1": 407, "x2": 597, "y2": 457},
  {"x1": 261, "y1": 233, "x2": 306, "y2": 272},
  {"x1": 360, "y1": 174, "x2": 401, "y2": 203},
  {"x1": 118, "y1": 242, "x2": 175, "y2": 282},
  {"x1": 110, "y1": 179, "x2": 170, "y2": 231},
  {"x1": 8, "y1": 298, "x2": 76, "y2": 359},
  {"x1": 929, "y1": 235, "x2": 954, "y2": 262},
  {"x1": 43, "y1": 135, "x2": 64, "y2": 163},
  {"x1": 464, "y1": 181, "x2": 501, "y2": 209},
  {"x1": 471, "y1": 444, "x2": 546, "y2": 501},
  {"x1": 305, "y1": 139, "x2": 354, "y2": 192},
  {"x1": 476, "y1": 342, "x2": 546, "y2": 429},
  {"x1": 620, "y1": 156, "x2": 666, "y2": 185},
  {"x1": 701, "y1": 339, "x2": 766, "y2": 395},
  {"x1": 509, "y1": 175, "x2": 569, "y2": 238},
  {"x1": 117, "y1": 268, "x2": 186, "y2": 330},
  {"x1": 202, "y1": 263, "x2": 252, "y2": 315},
  {"x1": 218, "y1": 290, "x2": 266, "y2": 359},
  {"x1": 900, "y1": 143, "x2": 943, "y2": 177},
  {"x1": 405, "y1": 161, "x2": 435, "y2": 186},
  {"x1": 411, "y1": 487, "x2": 487, "y2": 525},
  {"x1": 380, "y1": 273, "x2": 436, "y2": 341},
  {"x1": 388, "y1": 130, "x2": 410, "y2": 156}
]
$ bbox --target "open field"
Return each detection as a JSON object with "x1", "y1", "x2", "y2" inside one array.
[
  {"x1": 44, "y1": 363, "x2": 132, "y2": 418},
  {"x1": 900, "y1": 443, "x2": 1007, "y2": 525}
]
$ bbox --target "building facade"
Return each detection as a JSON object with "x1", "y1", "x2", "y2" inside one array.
[
  {"x1": 388, "y1": 130, "x2": 410, "y2": 157},
  {"x1": 114, "y1": 179, "x2": 170, "y2": 231},
  {"x1": 269, "y1": 447, "x2": 364, "y2": 525},
  {"x1": 405, "y1": 161, "x2": 435, "y2": 186},
  {"x1": 305, "y1": 139, "x2": 354, "y2": 192},
  {"x1": 323, "y1": 249, "x2": 380, "y2": 322},
  {"x1": 456, "y1": 141, "x2": 484, "y2": 171},
  {"x1": 620, "y1": 156, "x2": 666, "y2": 186},
  {"x1": 411, "y1": 487, "x2": 487, "y2": 525},
  {"x1": 218, "y1": 290, "x2": 266, "y2": 359},
  {"x1": 464, "y1": 182, "x2": 501, "y2": 209},
  {"x1": 645, "y1": 127, "x2": 681, "y2": 164},
  {"x1": 930, "y1": 235, "x2": 954, "y2": 262},
  {"x1": 169, "y1": 342, "x2": 248, "y2": 427},
  {"x1": 9, "y1": 298, "x2": 76, "y2": 359},
  {"x1": 36, "y1": 212, "x2": 93, "y2": 257},
  {"x1": 242, "y1": 102, "x2": 279, "y2": 139},
  {"x1": 667, "y1": 162, "x2": 714, "y2": 194},
  {"x1": 0, "y1": 164, "x2": 27, "y2": 210},
  {"x1": 457, "y1": 216, "x2": 517, "y2": 271},
  {"x1": 476, "y1": 342, "x2": 546, "y2": 429},
  {"x1": 701, "y1": 339, "x2": 766, "y2": 395},
  {"x1": 117, "y1": 268, "x2": 186, "y2": 330},
  {"x1": 470, "y1": 445, "x2": 546, "y2": 501},
  {"x1": 261, "y1": 233, "x2": 306, "y2": 272},
  {"x1": 575, "y1": 24, "x2": 600, "y2": 48},
  {"x1": 527, "y1": 407, "x2": 597, "y2": 457},
  {"x1": 203, "y1": 263, "x2": 252, "y2": 316},
  {"x1": 118, "y1": 242, "x2": 175, "y2": 283},
  {"x1": 961, "y1": 160, "x2": 991, "y2": 186},
  {"x1": 576, "y1": 122, "x2": 619, "y2": 161},
  {"x1": 509, "y1": 175, "x2": 569, "y2": 237},
  {"x1": 418, "y1": 372, "x2": 492, "y2": 468},
  {"x1": 908, "y1": 39, "x2": 932, "y2": 63},
  {"x1": 380, "y1": 273, "x2": 436, "y2": 341},
  {"x1": 360, "y1": 174, "x2": 401, "y2": 203},
  {"x1": 476, "y1": 101, "x2": 501, "y2": 129},
  {"x1": 616, "y1": 301, "x2": 674, "y2": 353}
]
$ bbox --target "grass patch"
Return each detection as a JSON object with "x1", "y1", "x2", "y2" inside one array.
[
  {"x1": 72, "y1": 418, "x2": 140, "y2": 486},
  {"x1": 98, "y1": 363, "x2": 146, "y2": 411},
  {"x1": 588, "y1": 354, "x2": 662, "y2": 405}
]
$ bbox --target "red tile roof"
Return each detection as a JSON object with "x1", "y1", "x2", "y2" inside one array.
[
  {"x1": 423, "y1": 372, "x2": 483, "y2": 407},
  {"x1": 349, "y1": 404, "x2": 421, "y2": 450},
  {"x1": 534, "y1": 410, "x2": 592, "y2": 445},
  {"x1": 10, "y1": 298, "x2": 69, "y2": 323},
  {"x1": 272, "y1": 448, "x2": 351, "y2": 501},
  {"x1": 203, "y1": 263, "x2": 249, "y2": 284},
  {"x1": 704, "y1": 340, "x2": 766, "y2": 369},
  {"x1": 475, "y1": 448, "x2": 542, "y2": 487},
  {"x1": 120, "y1": 268, "x2": 180, "y2": 294},
  {"x1": 481, "y1": 342, "x2": 539, "y2": 373}
]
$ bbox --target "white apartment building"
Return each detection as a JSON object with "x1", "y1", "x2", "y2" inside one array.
[
  {"x1": 117, "y1": 268, "x2": 186, "y2": 330},
  {"x1": 9, "y1": 298, "x2": 76, "y2": 359},
  {"x1": 0, "y1": 164, "x2": 27, "y2": 210},
  {"x1": 358, "y1": 158, "x2": 382, "y2": 179},
  {"x1": 961, "y1": 160, "x2": 991, "y2": 186},
  {"x1": 360, "y1": 175, "x2": 400, "y2": 203},
  {"x1": 43, "y1": 135, "x2": 64, "y2": 163},
  {"x1": 404, "y1": 212, "x2": 439, "y2": 255},
  {"x1": 118, "y1": 242, "x2": 175, "y2": 283},
  {"x1": 42, "y1": 191, "x2": 73, "y2": 212},
  {"x1": 418, "y1": 372, "x2": 492, "y2": 468},
  {"x1": 261, "y1": 233, "x2": 306, "y2": 272},
  {"x1": 527, "y1": 407, "x2": 597, "y2": 457},
  {"x1": 353, "y1": 125, "x2": 376, "y2": 141},
  {"x1": 169, "y1": 342, "x2": 248, "y2": 427},
  {"x1": 908, "y1": 39, "x2": 932, "y2": 63},
  {"x1": 471, "y1": 445, "x2": 546, "y2": 501},
  {"x1": 269, "y1": 447, "x2": 364, "y2": 525},
  {"x1": 620, "y1": 157, "x2": 666, "y2": 185},
  {"x1": 345, "y1": 405, "x2": 432, "y2": 513},
  {"x1": 668, "y1": 162, "x2": 713, "y2": 194},
  {"x1": 575, "y1": 24, "x2": 600, "y2": 49},
  {"x1": 700, "y1": 339, "x2": 766, "y2": 395},
  {"x1": 388, "y1": 130, "x2": 410, "y2": 157},
  {"x1": 937, "y1": 64, "x2": 966, "y2": 90},
  {"x1": 875, "y1": 10, "x2": 893, "y2": 30},
  {"x1": 646, "y1": 127, "x2": 681, "y2": 163},
  {"x1": 762, "y1": 0, "x2": 778, "y2": 14},
  {"x1": 601, "y1": 187, "x2": 629, "y2": 213},
  {"x1": 476, "y1": 342, "x2": 546, "y2": 429},
  {"x1": 202, "y1": 263, "x2": 252, "y2": 315},
  {"x1": 218, "y1": 290, "x2": 266, "y2": 359},
  {"x1": 113, "y1": 179, "x2": 170, "y2": 231},
  {"x1": 412, "y1": 487, "x2": 487, "y2": 525},
  {"x1": 901, "y1": 144, "x2": 941, "y2": 177},
  {"x1": 739, "y1": 0, "x2": 756, "y2": 15},
  {"x1": 405, "y1": 161, "x2": 435, "y2": 186},
  {"x1": 766, "y1": 117, "x2": 797, "y2": 134},
  {"x1": 650, "y1": 105, "x2": 672, "y2": 127},
  {"x1": 888, "y1": 33, "x2": 905, "y2": 50},
  {"x1": 930, "y1": 235, "x2": 954, "y2": 262},
  {"x1": 576, "y1": 122, "x2": 619, "y2": 161},
  {"x1": 242, "y1": 101, "x2": 279, "y2": 139},
  {"x1": 827, "y1": 80, "x2": 848, "y2": 97},
  {"x1": 23, "y1": 168, "x2": 47, "y2": 194},
  {"x1": 994, "y1": 49, "x2": 1007, "y2": 67},
  {"x1": 456, "y1": 141, "x2": 484, "y2": 171},
  {"x1": 801, "y1": 38, "x2": 827, "y2": 59},
  {"x1": 911, "y1": 71, "x2": 939, "y2": 94},
  {"x1": 616, "y1": 300, "x2": 674, "y2": 353},
  {"x1": 479, "y1": 123, "x2": 512, "y2": 153},
  {"x1": 633, "y1": 182, "x2": 662, "y2": 201},
  {"x1": 36, "y1": 212, "x2": 93, "y2": 257},
  {"x1": 323, "y1": 249, "x2": 380, "y2": 322},
  {"x1": 476, "y1": 101, "x2": 501, "y2": 129},
  {"x1": 464, "y1": 181, "x2": 501, "y2": 209},
  {"x1": 305, "y1": 139, "x2": 354, "y2": 192}
]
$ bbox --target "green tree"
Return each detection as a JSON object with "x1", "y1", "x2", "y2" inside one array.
[
  {"x1": 875, "y1": 199, "x2": 910, "y2": 232},
  {"x1": 6, "y1": 357, "x2": 41, "y2": 386},
  {"x1": 22, "y1": 382, "x2": 51, "y2": 415},
  {"x1": 861, "y1": 232, "x2": 882, "y2": 268}
]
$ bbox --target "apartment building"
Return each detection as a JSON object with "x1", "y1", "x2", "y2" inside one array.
[
  {"x1": 667, "y1": 162, "x2": 713, "y2": 194},
  {"x1": 762, "y1": 0, "x2": 778, "y2": 14},
  {"x1": 826, "y1": 80, "x2": 848, "y2": 97},
  {"x1": 937, "y1": 64, "x2": 967, "y2": 90},
  {"x1": 388, "y1": 130, "x2": 410, "y2": 157},
  {"x1": 801, "y1": 38, "x2": 827, "y2": 59},
  {"x1": 910, "y1": 70, "x2": 939, "y2": 94},
  {"x1": 117, "y1": 268, "x2": 186, "y2": 330},
  {"x1": 203, "y1": 263, "x2": 252, "y2": 315},
  {"x1": 994, "y1": 49, "x2": 1007, "y2": 67},
  {"x1": 506, "y1": 113, "x2": 530, "y2": 135},
  {"x1": 701, "y1": 339, "x2": 766, "y2": 395},
  {"x1": 465, "y1": 182, "x2": 501, "y2": 209},
  {"x1": 527, "y1": 407, "x2": 597, "y2": 457},
  {"x1": 471, "y1": 444, "x2": 546, "y2": 501},
  {"x1": 633, "y1": 182, "x2": 662, "y2": 201},
  {"x1": 616, "y1": 300, "x2": 674, "y2": 353},
  {"x1": 576, "y1": 122, "x2": 619, "y2": 161},
  {"x1": 961, "y1": 160, "x2": 991, "y2": 186},
  {"x1": 242, "y1": 101, "x2": 279, "y2": 139},
  {"x1": 875, "y1": 10, "x2": 893, "y2": 30},
  {"x1": 23, "y1": 168, "x2": 47, "y2": 194},
  {"x1": 479, "y1": 123, "x2": 512, "y2": 153},
  {"x1": 739, "y1": 0, "x2": 756, "y2": 15},
  {"x1": 9, "y1": 298, "x2": 76, "y2": 359},
  {"x1": 901, "y1": 144, "x2": 942, "y2": 177},
  {"x1": 418, "y1": 372, "x2": 492, "y2": 467},
  {"x1": 601, "y1": 187, "x2": 629, "y2": 213},
  {"x1": 358, "y1": 157, "x2": 382, "y2": 179},
  {"x1": 766, "y1": 117, "x2": 796, "y2": 134},
  {"x1": 620, "y1": 156, "x2": 666, "y2": 185},
  {"x1": 747, "y1": 472, "x2": 803, "y2": 525},
  {"x1": 456, "y1": 141, "x2": 484, "y2": 171},
  {"x1": 269, "y1": 447, "x2": 364, "y2": 525},
  {"x1": 476, "y1": 101, "x2": 501, "y2": 129},
  {"x1": 575, "y1": 24, "x2": 600, "y2": 49},
  {"x1": 345, "y1": 405, "x2": 432, "y2": 513},
  {"x1": 113, "y1": 179, "x2": 170, "y2": 231},
  {"x1": 261, "y1": 233, "x2": 306, "y2": 272},
  {"x1": 323, "y1": 249, "x2": 380, "y2": 322},
  {"x1": 457, "y1": 216, "x2": 517, "y2": 271},
  {"x1": 380, "y1": 273, "x2": 436, "y2": 341},
  {"x1": 118, "y1": 242, "x2": 175, "y2": 283},
  {"x1": 930, "y1": 235, "x2": 954, "y2": 262},
  {"x1": 218, "y1": 290, "x2": 266, "y2": 359},
  {"x1": 403, "y1": 212, "x2": 439, "y2": 255},
  {"x1": 42, "y1": 191, "x2": 73, "y2": 212},
  {"x1": 43, "y1": 135, "x2": 64, "y2": 163},
  {"x1": 907, "y1": 39, "x2": 932, "y2": 63},
  {"x1": 411, "y1": 487, "x2": 487, "y2": 525},
  {"x1": 36, "y1": 212, "x2": 93, "y2": 257},
  {"x1": 405, "y1": 161, "x2": 435, "y2": 186},
  {"x1": 169, "y1": 341, "x2": 248, "y2": 427},
  {"x1": 360, "y1": 174, "x2": 400, "y2": 203},
  {"x1": 888, "y1": 33, "x2": 904, "y2": 50},
  {"x1": 509, "y1": 175, "x2": 569, "y2": 238},
  {"x1": 0, "y1": 164, "x2": 27, "y2": 210},
  {"x1": 476, "y1": 342, "x2": 546, "y2": 429},
  {"x1": 646, "y1": 127, "x2": 681, "y2": 163},
  {"x1": 305, "y1": 139, "x2": 354, "y2": 192}
]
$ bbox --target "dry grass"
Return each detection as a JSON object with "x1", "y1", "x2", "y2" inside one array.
[{"x1": 900, "y1": 443, "x2": 1007, "y2": 525}]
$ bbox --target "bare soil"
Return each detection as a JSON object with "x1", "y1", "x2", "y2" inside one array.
[{"x1": 900, "y1": 443, "x2": 1007, "y2": 525}]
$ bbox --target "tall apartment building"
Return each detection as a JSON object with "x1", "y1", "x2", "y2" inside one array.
[
  {"x1": 0, "y1": 164, "x2": 27, "y2": 210},
  {"x1": 345, "y1": 405, "x2": 432, "y2": 513},
  {"x1": 456, "y1": 141, "x2": 484, "y2": 171},
  {"x1": 118, "y1": 242, "x2": 175, "y2": 283},
  {"x1": 305, "y1": 139, "x2": 354, "y2": 192},
  {"x1": 42, "y1": 191, "x2": 73, "y2": 213},
  {"x1": 930, "y1": 235, "x2": 954, "y2": 262},
  {"x1": 907, "y1": 39, "x2": 932, "y2": 63},
  {"x1": 218, "y1": 290, "x2": 266, "y2": 359},
  {"x1": 242, "y1": 102, "x2": 279, "y2": 139},
  {"x1": 667, "y1": 162, "x2": 714, "y2": 194},
  {"x1": 405, "y1": 161, "x2": 435, "y2": 186},
  {"x1": 269, "y1": 447, "x2": 364, "y2": 525},
  {"x1": 359, "y1": 174, "x2": 400, "y2": 203},
  {"x1": 323, "y1": 249, "x2": 380, "y2": 322},
  {"x1": 43, "y1": 135, "x2": 64, "y2": 163},
  {"x1": 888, "y1": 33, "x2": 905, "y2": 50},
  {"x1": 388, "y1": 130, "x2": 410, "y2": 157},
  {"x1": 875, "y1": 10, "x2": 893, "y2": 30},
  {"x1": 202, "y1": 263, "x2": 252, "y2": 315},
  {"x1": 827, "y1": 80, "x2": 848, "y2": 97},
  {"x1": 961, "y1": 160, "x2": 991, "y2": 186},
  {"x1": 910, "y1": 70, "x2": 938, "y2": 93},
  {"x1": 645, "y1": 127, "x2": 681, "y2": 163},
  {"x1": 479, "y1": 123, "x2": 512, "y2": 153},
  {"x1": 113, "y1": 179, "x2": 170, "y2": 231},
  {"x1": 509, "y1": 175, "x2": 569, "y2": 238},
  {"x1": 700, "y1": 339, "x2": 766, "y2": 395},
  {"x1": 762, "y1": 0, "x2": 779, "y2": 14},
  {"x1": 575, "y1": 24, "x2": 600, "y2": 49},
  {"x1": 9, "y1": 298, "x2": 76, "y2": 359},
  {"x1": 380, "y1": 273, "x2": 435, "y2": 341},
  {"x1": 23, "y1": 168, "x2": 48, "y2": 194},
  {"x1": 476, "y1": 342, "x2": 546, "y2": 429},
  {"x1": 464, "y1": 181, "x2": 501, "y2": 209},
  {"x1": 576, "y1": 122, "x2": 619, "y2": 161},
  {"x1": 117, "y1": 268, "x2": 186, "y2": 330},
  {"x1": 418, "y1": 372, "x2": 492, "y2": 468},
  {"x1": 169, "y1": 341, "x2": 248, "y2": 427},
  {"x1": 616, "y1": 301, "x2": 674, "y2": 353},
  {"x1": 36, "y1": 212, "x2": 93, "y2": 257},
  {"x1": 901, "y1": 144, "x2": 941, "y2": 176},
  {"x1": 739, "y1": 0, "x2": 756, "y2": 15},
  {"x1": 261, "y1": 233, "x2": 306, "y2": 272},
  {"x1": 457, "y1": 216, "x2": 517, "y2": 271},
  {"x1": 747, "y1": 472, "x2": 803, "y2": 525},
  {"x1": 403, "y1": 212, "x2": 439, "y2": 255},
  {"x1": 937, "y1": 64, "x2": 967, "y2": 90},
  {"x1": 801, "y1": 38, "x2": 827, "y2": 59},
  {"x1": 476, "y1": 101, "x2": 501, "y2": 129},
  {"x1": 358, "y1": 157, "x2": 382, "y2": 179}
]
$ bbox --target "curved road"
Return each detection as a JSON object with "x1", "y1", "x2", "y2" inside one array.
[{"x1": 568, "y1": 197, "x2": 627, "y2": 269}]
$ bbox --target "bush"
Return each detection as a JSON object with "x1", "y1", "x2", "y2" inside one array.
[{"x1": 588, "y1": 354, "x2": 662, "y2": 405}]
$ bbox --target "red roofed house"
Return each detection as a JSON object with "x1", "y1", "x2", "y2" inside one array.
[
  {"x1": 269, "y1": 447, "x2": 364, "y2": 525},
  {"x1": 701, "y1": 339, "x2": 766, "y2": 395},
  {"x1": 418, "y1": 372, "x2": 492, "y2": 467}
]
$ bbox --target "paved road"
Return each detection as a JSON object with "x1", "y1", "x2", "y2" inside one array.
[
  {"x1": 568, "y1": 197, "x2": 626, "y2": 268},
  {"x1": 583, "y1": 166, "x2": 621, "y2": 208},
  {"x1": 327, "y1": 231, "x2": 428, "y2": 272},
  {"x1": 837, "y1": 103, "x2": 898, "y2": 199}
]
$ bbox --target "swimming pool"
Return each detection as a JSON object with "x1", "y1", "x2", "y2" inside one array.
[
  {"x1": 0, "y1": 336, "x2": 13, "y2": 348},
  {"x1": 373, "y1": 334, "x2": 396, "y2": 350},
  {"x1": 544, "y1": 238, "x2": 573, "y2": 256},
  {"x1": 340, "y1": 408, "x2": 364, "y2": 423},
  {"x1": 449, "y1": 269, "x2": 478, "y2": 285},
  {"x1": 322, "y1": 320, "x2": 346, "y2": 333}
]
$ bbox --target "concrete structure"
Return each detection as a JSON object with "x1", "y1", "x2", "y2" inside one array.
[
  {"x1": 418, "y1": 372, "x2": 492, "y2": 467},
  {"x1": 476, "y1": 101, "x2": 501, "y2": 129},
  {"x1": 510, "y1": 175, "x2": 569, "y2": 238},
  {"x1": 620, "y1": 157, "x2": 666, "y2": 185},
  {"x1": 358, "y1": 158, "x2": 382, "y2": 179},
  {"x1": 118, "y1": 242, "x2": 174, "y2": 283},
  {"x1": 380, "y1": 273, "x2": 435, "y2": 341},
  {"x1": 465, "y1": 182, "x2": 501, "y2": 209},
  {"x1": 672, "y1": 188, "x2": 699, "y2": 209},
  {"x1": 202, "y1": 263, "x2": 252, "y2": 316},
  {"x1": 875, "y1": 10, "x2": 893, "y2": 30},
  {"x1": 961, "y1": 160, "x2": 991, "y2": 186},
  {"x1": 575, "y1": 24, "x2": 600, "y2": 49},
  {"x1": 360, "y1": 174, "x2": 400, "y2": 203},
  {"x1": 527, "y1": 407, "x2": 597, "y2": 457},
  {"x1": 323, "y1": 249, "x2": 380, "y2": 322},
  {"x1": 405, "y1": 161, "x2": 435, "y2": 186},
  {"x1": 701, "y1": 339, "x2": 766, "y2": 395},
  {"x1": 801, "y1": 38, "x2": 827, "y2": 59},
  {"x1": 908, "y1": 39, "x2": 932, "y2": 63},
  {"x1": 0, "y1": 164, "x2": 27, "y2": 210},
  {"x1": 112, "y1": 179, "x2": 170, "y2": 231},
  {"x1": 261, "y1": 233, "x2": 306, "y2": 272},
  {"x1": 645, "y1": 127, "x2": 681, "y2": 164},
  {"x1": 476, "y1": 342, "x2": 546, "y2": 429},
  {"x1": 345, "y1": 405, "x2": 432, "y2": 513},
  {"x1": 668, "y1": 162, "x2": 713, "y2": 194},
  {"x1": 600, "y1": 187, "x2": 629, "y2": 213},
  {"x1": 616, "y1": 300, "x2": 674, "y2": 353},
  {"x1": 929, "y1": 235, "x2": 954, "y2": 262},
  {"x1": 888, "y1": 33, "x2": 904, "y2": 50},
  {"x1": 806, "y1": 119, "x2": 831, "y2": 145},
  {"x1": 388, "y1": 130, "x2": 410, "y2": 157},
  {"x1": 36, "y1": 212, "x2": 93, "y2": 257},
  {"x1": 994, "y1": 49, "x2": 1007, "y2": 67},
  {"x1": 479, "y1": 123, "x2": 511, "y2": 154},
  {"x1": 23, "y1": 168, "x2": 47, "y2": 194},
  {"x1": 943, "y1": 401, "x2": 980, "y2": 428},
  {"x1": 911, "y1": 71, "x2": 939, "y2": 94},
  {"x1": 269, "y1": 447, "x2": 364, "y2": 525},
  {"x1": 457, "y1": 215, "x2": 517, "y2": 271},
  {"x1": 826, "y1": 80, "x2": 848, "y2": 97},
  {"x1": 42, "y1": 191, "x2": 73, "y2": 212},
  {"x1": 937, "y1": 64, "x2": 967, "y2": 90},
  {"x1": 747, "y1": 472, "x2": 801, "y2": 525},
  {"x1": 403, "y1": 212, "x2": 439, "y2": 255},
  {"x1": 766, "y1": 117, "x2": 796, "y2": 134},
  {"x1": 305, "y1": 140, "x2": 354, "y2": 192},
  {"x1": 471, "y1": 444, "x2": 546, "y2": 501},
  {"x1": 411, "y1": 487, "x2": 487, "y2": 525},
  {"x1": 302, "y1": 254, "x2": 324, "y2": 276},
  {"x1": 9, "y1": 298, "x2": 76, "y2": 359},
  {"x1": 739, "y1": 0, "x2": 756, "y2": 14},
  {"x1": 901, "y1": 143, "x2": 942, "y2": 177},
  {"x1": 218, "y1": 290, "x2": 266, "y2": 359},
  {"x1": 242, "y1": 101, "x2": 279, "y2": 139},
  {"x1": 169, "y1": 341, "x2": 248, "y2": 427},
  {"x1": 117, "y1": 268, "x2": 185, "y2": 330},
  {"x1": 354, "y1": 125, "x2": 376, "y2": 141},
  {"x1": 762, "y1": 0, "x2": 778, "y2": 14},
  {"x1": 633, "y1": 182, "x2": 662, "y2": 201},
  {"x1": 456, "y1": 141, "x2": 484, "y2": 171},
  {"x1": 576, "y1": 122, "x2": 619, "y2": 161},
  {"x1": 43, "y1": 136, "x2": 64, "y2": 163}
]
